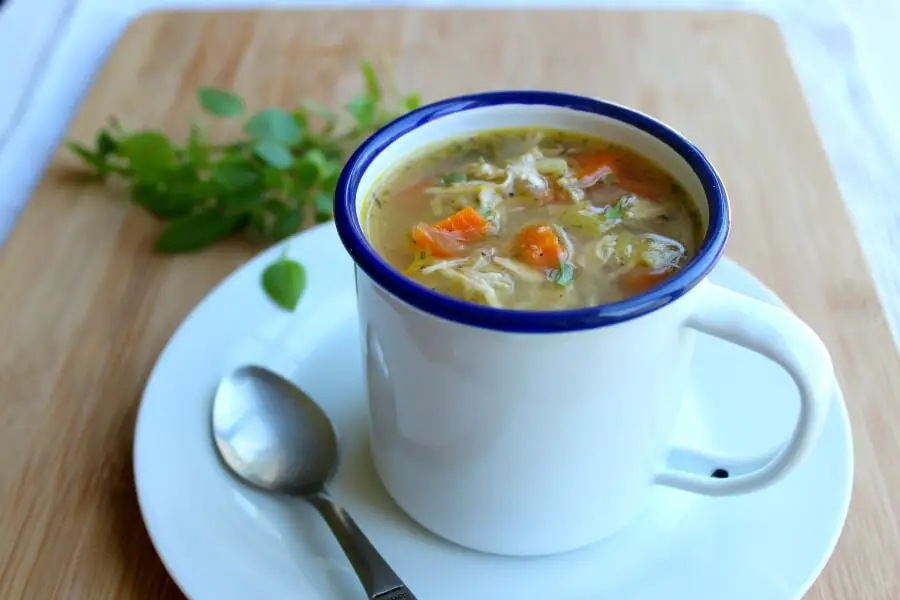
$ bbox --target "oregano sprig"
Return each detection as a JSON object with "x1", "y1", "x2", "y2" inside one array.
[{"x1": 67, "y1": 60, "x2": 421, "y2": 311}]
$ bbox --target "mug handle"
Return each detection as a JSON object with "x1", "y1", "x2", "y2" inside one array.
[{"x1": 653, "y1": 281, "x2": 835, "y2": 495}]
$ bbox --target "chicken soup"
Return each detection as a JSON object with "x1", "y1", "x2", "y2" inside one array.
[{"x1": 364, "y1": 129, "x2": 703, "y2": 310}]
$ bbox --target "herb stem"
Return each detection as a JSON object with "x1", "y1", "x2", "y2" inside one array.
[{"x1": 66, "y1": 60, "x2": 418, "y2": 312}]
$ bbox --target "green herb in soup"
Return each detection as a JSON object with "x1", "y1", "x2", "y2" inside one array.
[{"x1": 364, "y1": 128, "x2": 703, "y2": 310}]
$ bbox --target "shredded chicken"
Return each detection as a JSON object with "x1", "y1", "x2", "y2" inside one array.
[
  {"x1": 477, "y1": 186, "x2": 504, "y2": 212},
  {"x1": 620, "y1": 195, "x2": 670, "y2": 220},
  {"x1": 419, "y1": 257, "x2": 469, "y2": 275},
  {"x1": 493, "y1": 257, "x2": 547, "y2": 282},
  {"x1": 594, "y1": 235, "x2": 618, "y2": 265},
  {"x1": 467, "y1": 158, "x2": 506, "y2": 181},
  {"x1": 425, "y1": 179, "x2": 505, "y2": 217},
  {"x1": 556, "y1": 175, "x2": 586, "y2": 203},
  {"x1": 640, "y1": 234, "x2": 686, "y2": 271},
  {"x1": 428, "y1": 144, "x2": 588, "y2": 219},
  {"x1": 421, "y1": 250, "x2": 514, "y2": 308},
  {"x1": 438, "y1": 267, "x2": 514, "y2": 308},
  {"x1": 554, "y1": 224, "x2": 575, "y2": 258},
  {"x1": 506, "y1": 149, "x2": 550, "y2": 198}
]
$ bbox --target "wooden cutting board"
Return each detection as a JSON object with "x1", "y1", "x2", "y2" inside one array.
[{"x1": 1, "y1": 10, "x2": 898, "y2": 600}]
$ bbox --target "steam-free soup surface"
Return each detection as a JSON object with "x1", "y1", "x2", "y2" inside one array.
[{"x1": 364, "y1": 129, "x2": 703, "y2": 311}]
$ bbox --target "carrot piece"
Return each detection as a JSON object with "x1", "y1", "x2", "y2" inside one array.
[
  {"x1": 621, "y1": 268, "x2": 674, "y2": 294},
  {"x1": 411, "y1": 206, "x2": 490, "y2": 258},
  {"x1": 574, "y1": 149, "x2": 622, "y2": 182},
  {"x1": 575, "y1": 149, "x2": 672, "y2": 199},
  {"x1": 514, "y1": 224, "x2": 565, "y2": 269},
  {"x1": 434, "y1": 206, "x2": 489, "y2": 239}
]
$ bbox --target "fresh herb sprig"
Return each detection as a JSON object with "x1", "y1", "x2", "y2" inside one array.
[{"x1": 67, "y1": 60, "x2": 421, "y2": 311}]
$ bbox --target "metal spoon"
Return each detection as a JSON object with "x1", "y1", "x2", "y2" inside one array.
[{"x1": 211, "y1": 364, "x2": 416, "y2": 600}]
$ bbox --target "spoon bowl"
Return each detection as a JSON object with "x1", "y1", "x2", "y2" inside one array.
[
  {"x1": 212, "y1": 365, "x2": 337, "y2": 496},
  {"x1": 211, "y1": 364, "x2": 416, "y2": 600}
]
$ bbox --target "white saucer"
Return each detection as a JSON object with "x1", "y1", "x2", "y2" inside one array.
[{"x1": 134, "y1": 223, "x2": 853, "y2": 600}]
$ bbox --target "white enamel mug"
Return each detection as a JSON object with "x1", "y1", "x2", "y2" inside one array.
[{"x1": 334, "y1": 92, "x2": 836, "y2": 557}]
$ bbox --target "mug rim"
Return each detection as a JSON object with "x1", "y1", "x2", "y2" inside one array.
[{"x1": 334, "y1": 91, "x2": 730, "y2": 333}]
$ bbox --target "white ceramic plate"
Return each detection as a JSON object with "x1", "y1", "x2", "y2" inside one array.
[{"x1": 134, "y1": 223, "x2": 853, "y2": 600}]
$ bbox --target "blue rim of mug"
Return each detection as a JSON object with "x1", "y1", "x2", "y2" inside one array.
[{"x1": 334, "y1": 91, "x2": 730, "y2": 333}]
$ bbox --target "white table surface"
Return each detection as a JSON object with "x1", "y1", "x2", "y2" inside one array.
[{"x1": 1, "y1": 0, "x2": 898, "y2": 348}]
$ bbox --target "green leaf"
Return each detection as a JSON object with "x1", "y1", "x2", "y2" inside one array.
[
  {"x1": 270, "y1": 209, "x2": 303, "y2": 241},
  {"x1": 119, "y1": 131, "x2": 177, "y2": 179},
  {"x1": 294, "y1": 148, "x2": 335, "y2": 188},
  {"x1": 320, "y1": 171, "x2": 340, "y2": 196},
  {"x1": 291, "y1": 108, "x2": 309, "y2": 130},
  {"x1": 244, "y1": 108, "x2": 304, "y2": 145},
  {"x1": 250, "y1": 199, "x2": 291, "y2": 241},
  {"x1": 67, "y1": 141, "x2": 95, "y2": 162},
  {"x1": 66, "y1": 141, "x2": 109, "y2": 177},
  {"x1": 294, "y1": 156, "x2": 320, "y2": 188},
  {"x1": 551, "y1": 262, "x2": 575, "y2": 287},
  {"x1": 262, "y1": 257, "x2": 306, "y2": 311},
  {"x1": 131, "y1": 182, "x2": 196, "y2": 219},
  {"x1": 307, "y1": 139, "x2": 343, "y2": 163},
  {"x1": 186, "y1": 122, "x2": 208, "y2": 165},
  {"x1": 403, "y1": 93, "x2": 423, "y2": 111},
  {"x1": 155, "y1": 211, "x2": 247, "y2": 253},
  {"x1": 305, "y1": 148, "x2": 335, "y2": 176},
  {"x1": 262, "y1": 166, "x2": 287, "y2": 188},
  {"x1": 440, "y1": 172, "x2": 467, "y2": 186},
  {"x1": 313, "y1": 192, "x2": 334, "y2": 222},
  {"x1": 360, "y1": 60, "x2": 382, "y2": 102},
  {"x1": 253, "y1": 139, "x2": 293, "y2": 169},
  {"x1": 220, "y1": 189, "x2": 265, "y2": 212},
  {"x1": 345, "y1": 94, "x2": 376, "y2": 128},
  {"x1": 96, "y1": 130, "x2": 118, "y2": 156},
  {"x1": 210, "y1": 159, "x2": 260, "y2": 188},
  {"x1": 604, "y1": 197, "x2": 627, "y2": 222},
  {"x1": 197, "y1": 87, "x2": 245, "y2": 117}
]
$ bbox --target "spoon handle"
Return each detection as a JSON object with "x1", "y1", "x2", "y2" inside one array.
[{"x1": 308, "y1": 494, "x2": 417, "y2": 600}]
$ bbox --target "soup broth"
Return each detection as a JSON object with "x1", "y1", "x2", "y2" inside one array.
[{"x1": 364, "y1": 128, "x2": 704, "y2": 311}]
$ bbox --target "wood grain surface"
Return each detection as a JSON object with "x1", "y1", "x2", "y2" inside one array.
[{"x1": 1, "y1": 10, "x2": 898, "y2": 600}]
